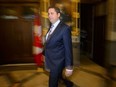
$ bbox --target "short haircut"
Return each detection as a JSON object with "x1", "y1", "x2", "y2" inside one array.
[{"x1": 48, "y1": 6, "x2": 61, "y2": 14}]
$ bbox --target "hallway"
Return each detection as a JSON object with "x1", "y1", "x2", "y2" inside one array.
[{"x1": 0, "y1": 55, "x2": 115, "y2": 87}]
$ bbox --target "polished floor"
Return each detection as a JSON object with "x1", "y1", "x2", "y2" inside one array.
[{"x1": 0, "y1": 55, "x2": 116, "y2": 87}]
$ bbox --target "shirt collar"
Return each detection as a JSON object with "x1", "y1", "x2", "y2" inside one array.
[{"x1": 52, "y1": 19, "x2": 60, "y2": 28}]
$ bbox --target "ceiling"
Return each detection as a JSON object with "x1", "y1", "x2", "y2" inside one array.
[
  {"x1": 0, "y1": 0, "x2": 40, "y2": 3},
  {"x1": 81, "y1": 0, "x2": 106, "y2": 3},
  {"x1": 0, "y1": 0, "x2": 106, "y2": 4}
]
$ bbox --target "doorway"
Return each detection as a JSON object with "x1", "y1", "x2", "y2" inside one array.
[{"x1": 93, "y1": 16, "x2": 106, "y2": 66}]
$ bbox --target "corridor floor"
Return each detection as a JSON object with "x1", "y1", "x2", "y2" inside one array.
[{"x1": 0, "y1": 55, "x2": 116, "y2": 87}]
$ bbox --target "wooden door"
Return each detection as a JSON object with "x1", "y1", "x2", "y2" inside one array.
[{"x1": 0, "y1": 19, "x2": 34, "y2": 64}]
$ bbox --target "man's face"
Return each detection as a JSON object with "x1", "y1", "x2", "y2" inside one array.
[{"x1": 48, "y1": 8, "x2": 60, "y2": 24}]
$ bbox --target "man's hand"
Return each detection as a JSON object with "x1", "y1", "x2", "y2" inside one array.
[{"x1": 65, "y1": 69, "x2": 73, "y2": 77}]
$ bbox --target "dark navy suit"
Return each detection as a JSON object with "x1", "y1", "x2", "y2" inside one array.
[{"x1": 44, "y1": 21, "x2": 73, "y2": 87}]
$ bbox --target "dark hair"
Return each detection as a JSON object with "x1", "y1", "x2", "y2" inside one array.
[{"x1": 48, "y1": 6, "x2": 61, "y2": 14}]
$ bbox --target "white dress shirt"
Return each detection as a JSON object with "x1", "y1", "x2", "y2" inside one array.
[{"x1": 46, "y1": 19, "x2": 60, "y2": 40}]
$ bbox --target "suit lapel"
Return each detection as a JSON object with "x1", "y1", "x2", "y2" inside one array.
[{"x1": 46, "y1": 21, "x2": 62, "y2": 42}]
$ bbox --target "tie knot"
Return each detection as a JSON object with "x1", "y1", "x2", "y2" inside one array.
[{"x1": 50, "y1": 25, "x2": 54, "y2": 29}]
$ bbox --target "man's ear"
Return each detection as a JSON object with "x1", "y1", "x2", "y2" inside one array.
[{"x1": 58, "y1": 13, "x2": 60, "y2": 17}]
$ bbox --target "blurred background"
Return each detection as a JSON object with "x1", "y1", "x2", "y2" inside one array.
[{"x1": 0, "y1": 0, "x2": 116, "y2": 87}]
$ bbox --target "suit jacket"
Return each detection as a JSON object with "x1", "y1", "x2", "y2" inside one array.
[{"x1": 44, "y1": 21, "x2": 73, "y2": 71}]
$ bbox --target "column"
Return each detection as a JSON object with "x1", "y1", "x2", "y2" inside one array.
[
  {"x1": 71, "y1": 0, "x2": 80, "y2": 43},
  {"x1": 40, "y1": 0, "x2": 50, "y2": 36}
]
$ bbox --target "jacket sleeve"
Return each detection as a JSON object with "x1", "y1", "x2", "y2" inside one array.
[{"x1": 63, "y1": 26, "x2": 73, "y2": 68}]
